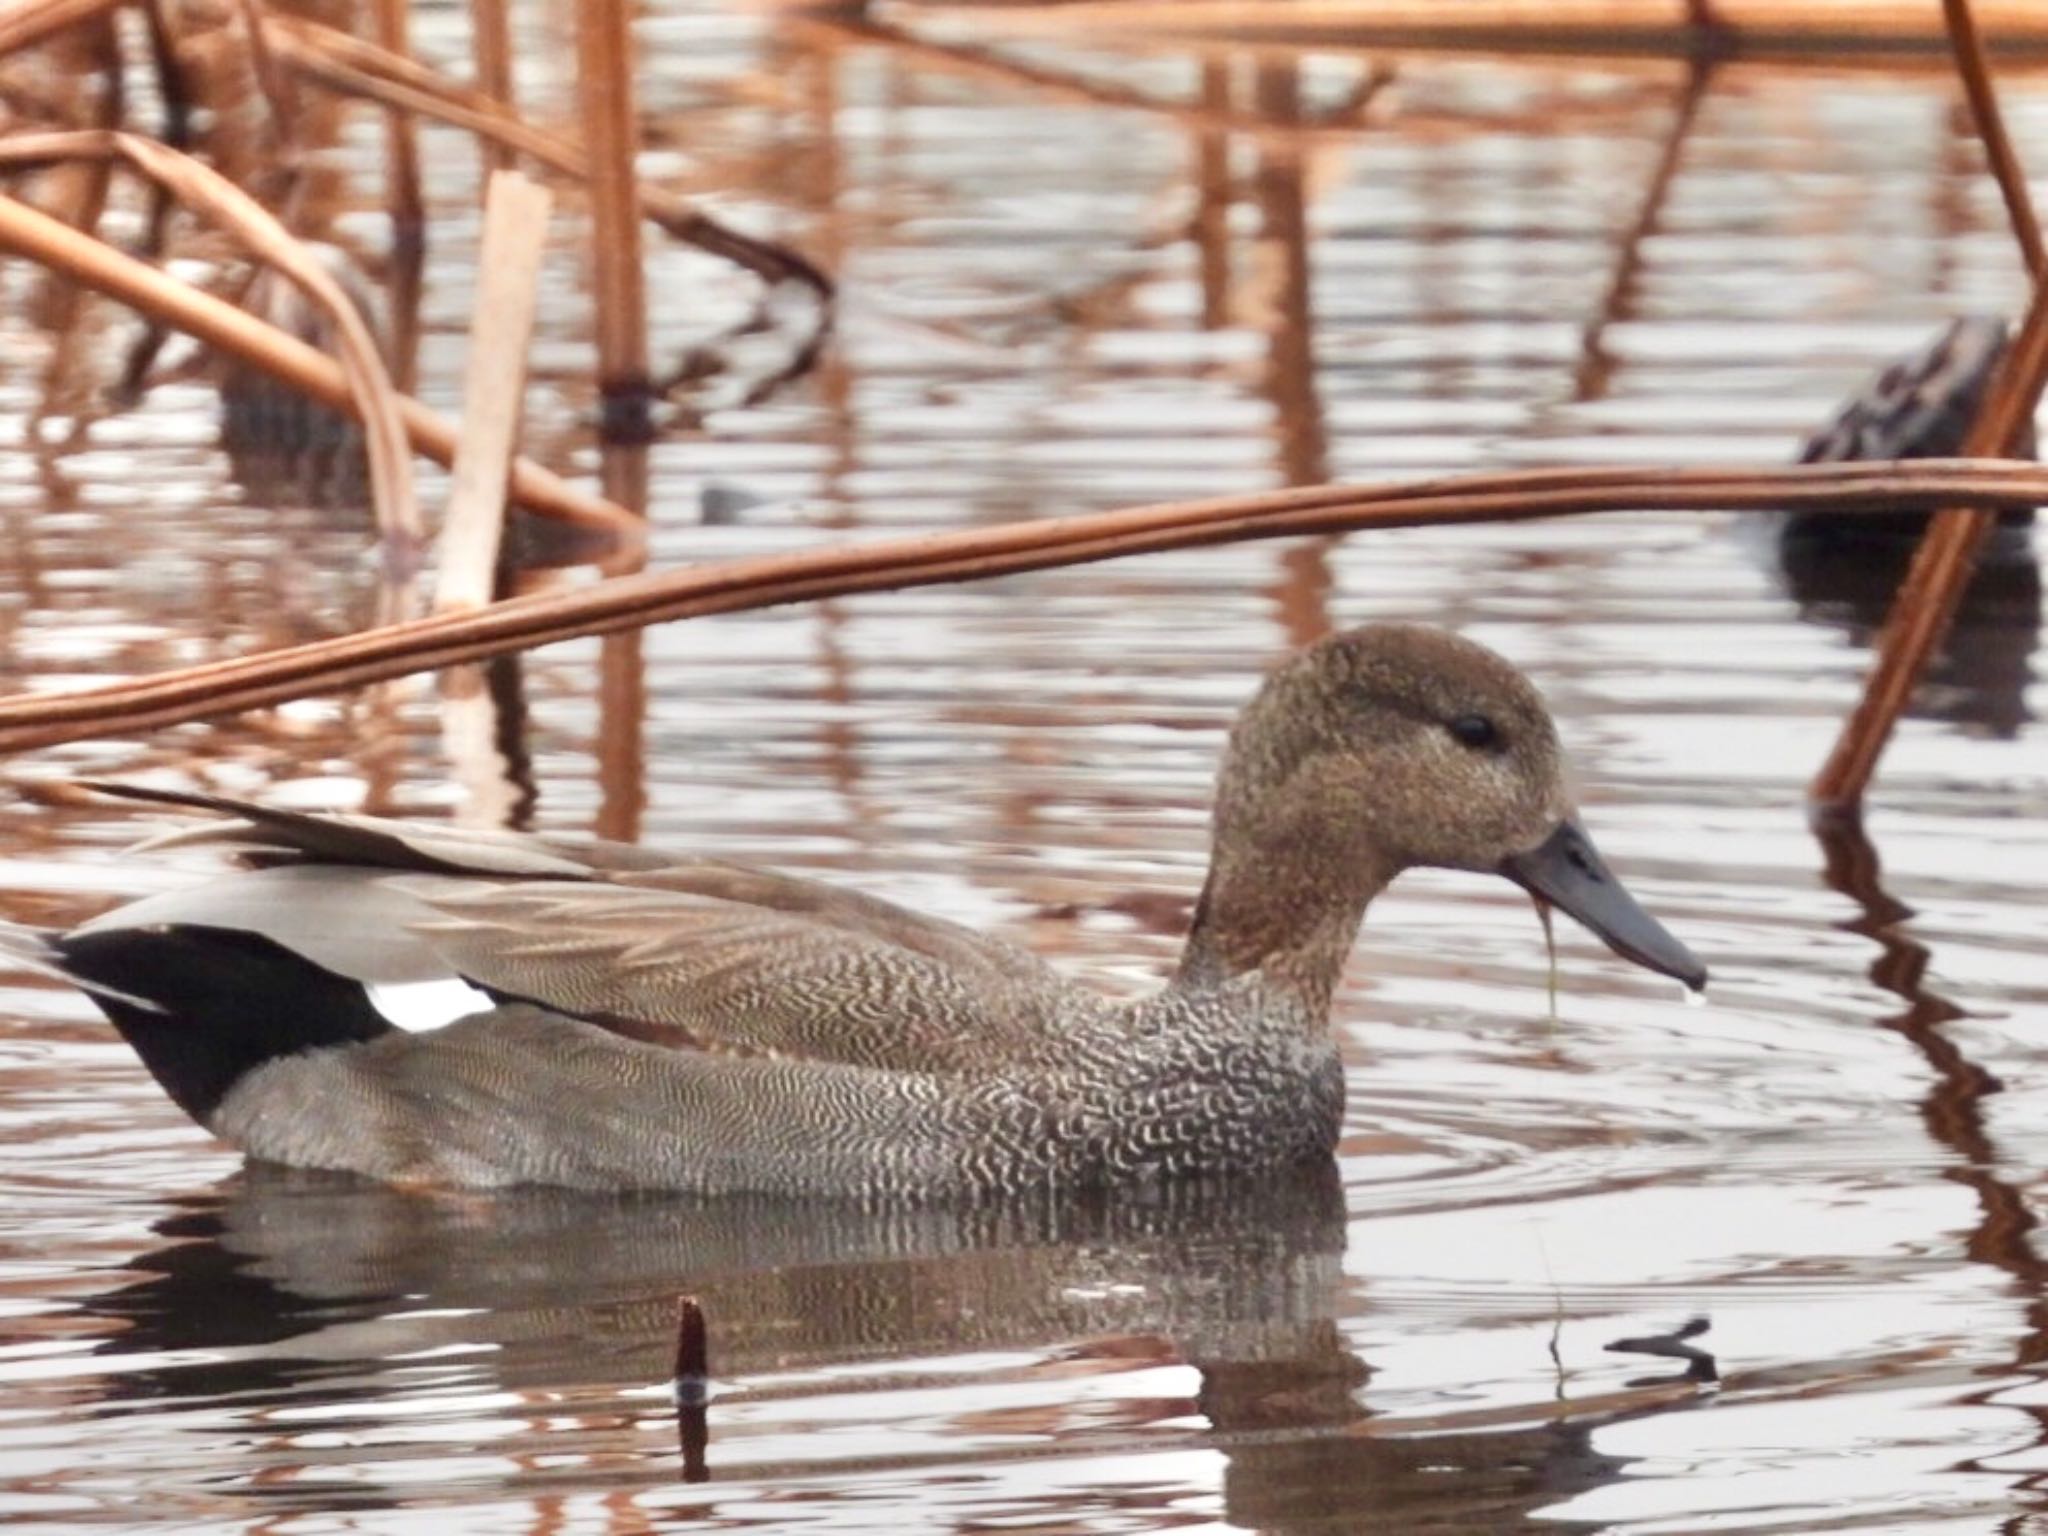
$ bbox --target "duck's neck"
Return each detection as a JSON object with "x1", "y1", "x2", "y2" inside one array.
[{"x1": 1174, "y1": 839, "x2": 1399, "y2": 1023}]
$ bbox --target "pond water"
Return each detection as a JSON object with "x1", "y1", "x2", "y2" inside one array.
[{"x1": 2, "y1": 4, "x2": 2047, "y2": 1532}]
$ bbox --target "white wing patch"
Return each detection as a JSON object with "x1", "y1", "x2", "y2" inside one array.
[{"x1": 366, "y1": 977, "x2": 495, "y2": 1033}]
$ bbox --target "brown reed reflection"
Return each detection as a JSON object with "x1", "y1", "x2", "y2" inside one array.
[
  {"x1": 1813, "y1": 810, "x2": 2048, "y2": 1518},
  {"x1": 1571, "y1": 54, "x2": 1713, "y2": 404}
]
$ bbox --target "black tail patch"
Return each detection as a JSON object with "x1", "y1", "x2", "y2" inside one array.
[{"x1": 55, "y1": 925, "x2": 394, "y2": 1126}]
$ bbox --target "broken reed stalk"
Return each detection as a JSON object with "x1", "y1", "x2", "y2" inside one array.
[
  {"x1": 1943, "y1": 0, "x2": 2045, "y2": 277},
  {"x1": 262, "y1": 15, "x2": 831, "y2": 296},
  {"x1": 575, "y1": 0, "x2": 655, "y2": 442},
  {"x1": 1810, "y1": 278, "x2": 2048, "y2": 809},
  {"x1": 438, "y1": 170, "x2": 551, "y2": 612},
  {"x1": 0, "y1": 460, "x2": 2046, "y2": 751},
  {"x1": 0, "y1": 131, "x2": 422, "y2": 559},
  {"x1": 0, "y1": 189, "x2": 643, "y2": 551},
  {"x1": 1810, "y1": 0, "x2": 2048, "y2": 810},
  {"x1": 469, "y1": 0, "x2": 517, "y2": 177}
]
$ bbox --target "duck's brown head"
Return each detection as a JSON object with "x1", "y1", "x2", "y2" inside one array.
[{"x1": 1189, "y1": 623, "x2": 1704, "y2": 994}]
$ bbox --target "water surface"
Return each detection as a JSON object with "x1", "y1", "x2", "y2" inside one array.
[{"x1": 1, "y1": 6, "x2": 2045, "y2": 1532}]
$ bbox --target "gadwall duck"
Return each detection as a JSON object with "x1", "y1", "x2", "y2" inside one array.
[{"x1": 16, "y1": 624, "x2": 1704, "y2": 1196}]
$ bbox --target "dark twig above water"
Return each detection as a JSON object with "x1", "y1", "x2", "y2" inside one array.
[{"x1": 674, "y1": 1295, "x2": 709, "y2": 1483}]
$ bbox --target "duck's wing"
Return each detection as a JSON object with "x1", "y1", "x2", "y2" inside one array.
[
  {"x1": 89, "y1": 782, "x2": 1053, "y2": 985},
  {"x1": 382, "y1": 873, "x2": 1065, "y2": 1072},
  {"x1": 81, "y1": 784, "x2": 1071, "y2": 1073}
]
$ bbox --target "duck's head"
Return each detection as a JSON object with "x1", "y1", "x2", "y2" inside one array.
[{"x1": 1194, "y1": 622, "x2": 1705, "y2": 993}]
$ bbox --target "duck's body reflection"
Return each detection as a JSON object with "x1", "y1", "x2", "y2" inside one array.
[
  {"x1": 100, "y1": 1165, "x2": 1351, "y2": 1386},
  {"x1": 84, "y1": 1163, "x2": 1635, "y2": 1531}
]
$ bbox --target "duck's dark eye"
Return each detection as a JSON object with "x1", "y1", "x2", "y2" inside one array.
[{"x1": 1447, "y1": 713, "x2": 1501, "y2": 752}]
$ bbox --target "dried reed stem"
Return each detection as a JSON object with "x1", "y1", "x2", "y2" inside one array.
[
  {"x1": 901, "y1": 0, "x2": 2048, "y2": 50},
  {"x1": 235, "y1": 0, "x2": 300, "y2": 142},
  {"x1": 469, "y1": 0, "x2": 517, "y2": 177},
  {"x1": 1942, "y1": 0, "x2": 2045, "y2": 276},
  {"x1": 1, "y1": 460, "x2": 2047, "y2": 751},
  {"x1": 0, "y1": 132, "x2": 422, "y2": 558},
  {"x1": 138, "y1": 0, "x2": 191, "y2": 146},
  {"x1": 800, "y1": 11, "x2": 1391, "y2": 147},
  {"x1": 438, "y1": 171, "x2": 551, "y2": 611},
  {"x1": 1810, "y1": 281, "x2": 2048, "y2": 809},
  {"x1": 272, "y1": 17, "x2": 564, "y2": 167},
  {"x1": 264, "y1": 16, "x2": 830, "y2": 296},
  {"x1": 371, "y1": 0, "x2": 424, "y2": 235},
  {"x1": 575, "y1": 0, "x2": 654, "y2": 441},
  {"x1": 0, "y1": 0, "x2": 123, "y2": 58},
  {"x1": 1810, "y1": 0, "x2": 2048, "y2": 809},
  {"x1": 0, "y1": 189, "x2": 642, "y2": 549},
  {"x1": 594, "y1": 446, "x2": 648, "y2": 844}
]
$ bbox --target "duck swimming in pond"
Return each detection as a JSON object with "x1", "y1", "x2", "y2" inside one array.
[{"x1": 15, "y1": 624, "x2": 1704, "y2": 1196}]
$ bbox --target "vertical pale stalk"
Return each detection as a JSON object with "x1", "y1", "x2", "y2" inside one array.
[
  {"x1": 437, "y1": 169, "x2": 552, "y2": 612},
  {"x1": 436, "y1": 171, "x2": 550, "y2": 827}
]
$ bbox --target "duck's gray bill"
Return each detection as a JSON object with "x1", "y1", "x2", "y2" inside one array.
[{"x1": 1498, "y1": 819, "x2": 1707, "y2": 991}]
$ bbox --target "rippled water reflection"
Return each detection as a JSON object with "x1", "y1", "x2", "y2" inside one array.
[{"x1": 2, "y1": 4, "x2": 2047, "y2": 1532}]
